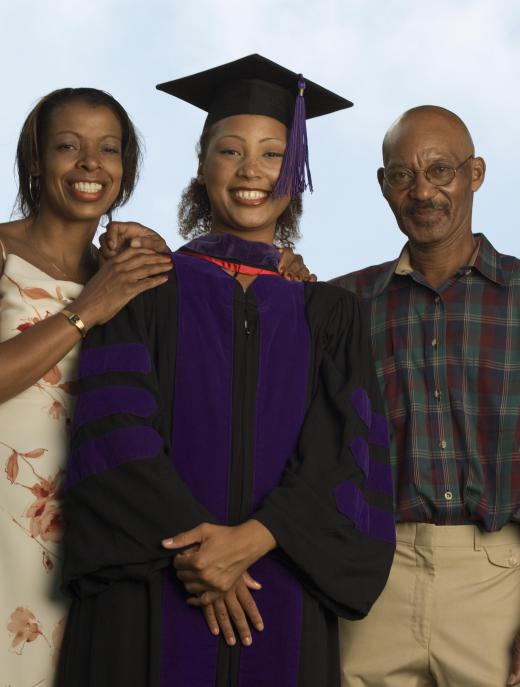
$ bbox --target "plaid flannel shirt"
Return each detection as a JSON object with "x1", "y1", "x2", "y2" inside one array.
[{"x1": 331, "y1": 234, "x2": 520, "y2": 530}]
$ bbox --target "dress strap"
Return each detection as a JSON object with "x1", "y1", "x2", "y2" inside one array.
[{"x1": 0, "y1": 238, "x2": 6, "y2": 261}]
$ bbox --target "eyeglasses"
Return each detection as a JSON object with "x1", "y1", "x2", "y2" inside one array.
[{"x1": 383, "y1": 155, "x2": 474, "y2": 190}]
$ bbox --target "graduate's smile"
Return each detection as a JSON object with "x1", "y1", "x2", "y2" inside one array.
[{"x1": 230, "y1": 187, "x2": 270, "y2": 206}]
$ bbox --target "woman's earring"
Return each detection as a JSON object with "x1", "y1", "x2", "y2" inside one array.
[{"x1": 29, "y1": 176, "x2": 40, "y2": 205}]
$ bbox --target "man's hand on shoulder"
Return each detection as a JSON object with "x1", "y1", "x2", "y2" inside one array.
[{"x1": 278, "y1": 247, "x2": 316, "y2": 282}]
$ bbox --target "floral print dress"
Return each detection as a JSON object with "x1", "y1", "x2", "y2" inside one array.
[{"x1": 0, "y1": 240, "x2": 82, "y2": 687}]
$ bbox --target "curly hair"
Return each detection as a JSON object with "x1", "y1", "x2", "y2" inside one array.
[
  {"x1": 178, "y1": 127, "x2": 302, "y2": 248},
  {"x1": 15, "y1": 87, "x2": 142, "y2": 218}
]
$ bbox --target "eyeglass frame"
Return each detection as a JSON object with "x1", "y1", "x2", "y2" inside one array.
[{"x1": 382, "y1": 154, "x2": 474, "y2": 190}]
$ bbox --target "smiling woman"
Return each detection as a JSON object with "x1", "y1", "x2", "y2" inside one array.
[{"x1": 0, "y1": 87, "x2": 172, "y2": 687}]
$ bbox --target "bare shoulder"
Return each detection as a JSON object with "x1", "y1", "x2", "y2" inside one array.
[
  {"x1": 0, "y1": 220, "x2": 27, "y2": 273},
  {"x1": 0, "y1": 219, "x2": 27, "y2": 245}
]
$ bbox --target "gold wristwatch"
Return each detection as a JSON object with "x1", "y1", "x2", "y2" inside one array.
[{"x1": 60, "y1": 309, "x2": 87, "y2": 338}]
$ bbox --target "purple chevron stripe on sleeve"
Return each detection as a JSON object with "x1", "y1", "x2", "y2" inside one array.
[
  {"x1": 350, "y1": 436, "x2": 369, "y2": 476},
  {"x1": 351, "y1": 387, "x2": 372, "y2": 428},
  {"x1": 368, "y1": 412, "x2": 390, "y2": 448},
  {"x1": 334, "y1": 481, "x2": 395, "y2": 544},
  {"x1": 78, "y1": 344, "x2": 151, "y2": 377}
]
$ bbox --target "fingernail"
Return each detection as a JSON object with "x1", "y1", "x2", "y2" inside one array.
[
  {"x1": 162, "y1": 538, "x2": 174, "y2": 546},
  {"x1": 212, "y1": 627, "x2": 219, "y2": 635},
  {"x1": 108, "y1": 240, "x2": 116, "y2": 249},
  {"x1": 244, "y1": 636, "x2": 252, "y2": 646},
  {"x1": 130, "y1": 238, "x2": 142, "y2": 247},
  {"x1": 227, "y1": 637, "x2": 236, "y2": 646},
  {"x1": 508, "y1": 675, "x2": 516, "y2": 685},
  {"x1": 256, "y1": 622, "x2": 264, "y2": 631}
]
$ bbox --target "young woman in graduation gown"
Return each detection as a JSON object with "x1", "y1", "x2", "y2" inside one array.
[{"x1": 57, "y1": 55, "x2": 395, "y2": 687}]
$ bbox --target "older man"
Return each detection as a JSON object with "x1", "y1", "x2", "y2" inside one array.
[{"x1": 332, "y1": 105, "x2": 520, "y2": 687}]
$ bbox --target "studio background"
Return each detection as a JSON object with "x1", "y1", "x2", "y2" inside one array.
[{"x1": 1, "y1": 0, "x2": 518, "y2": 280}]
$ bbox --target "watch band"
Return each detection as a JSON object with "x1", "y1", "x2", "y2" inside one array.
[{"x1": 60, "y1": 309, "x2": 87, "y2": 338}]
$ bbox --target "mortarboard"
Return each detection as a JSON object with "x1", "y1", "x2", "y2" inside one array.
[{"x1": 156, "y1": 54, "x2": 352, "y2": 198}]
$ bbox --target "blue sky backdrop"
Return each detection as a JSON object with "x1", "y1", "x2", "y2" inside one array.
[{"x1": 1, "y1": 0, "x2": 519, "y2": 279}]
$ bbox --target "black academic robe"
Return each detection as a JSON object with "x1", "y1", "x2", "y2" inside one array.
[{"x1": 57, "y1": 234, "x2": 394, "y2": 687}]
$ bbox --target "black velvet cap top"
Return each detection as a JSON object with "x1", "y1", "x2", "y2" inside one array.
[{"x1": 156, "y1": 53, "x2": 353, "y2": 128}]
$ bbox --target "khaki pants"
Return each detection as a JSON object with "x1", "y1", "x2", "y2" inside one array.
[{"x1": 340, "y1": 523, "x2": 520, "y2": 687}]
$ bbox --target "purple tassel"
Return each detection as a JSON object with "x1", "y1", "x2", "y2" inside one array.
[{"x1": 272, "y1": 76, "x2": 313, "y2": 198}]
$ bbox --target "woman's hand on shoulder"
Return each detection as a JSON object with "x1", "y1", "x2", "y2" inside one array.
[
  {"x1": 99, "y1": 221, "x2": 170, "y2": 259},
  {"x1": 71, "y1": 246, "x2": 173, "y2": 328}
]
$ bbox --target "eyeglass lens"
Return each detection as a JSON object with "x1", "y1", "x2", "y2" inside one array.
[{"x1": 385, "y1": 163, "x2": 456, "y2": 189}]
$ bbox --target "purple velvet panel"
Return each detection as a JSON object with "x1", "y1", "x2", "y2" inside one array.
[
  {"x1": 78, "y1": 343, "x2": 151, "y2": 378},
  {"x1": 334, "y1": 481, "x2": 396, "y2": 544},
  {"x1": 72, "y1": 386, "x2": 157, "y2": 433},
  {"x1": 250, "y1": 278, "x2": 310, "y2": 510},
  {"x1": 351, "y1": 387, "x2": 372, "y2": 428},
  {"x1": 238, "y1": 556, "x2": 303, "y2": 687},
  {"x1": 246, "y1": 277, "x2": 309, "y2": 685},
  {"x1": 66, "y1": 426, "x2": 162, "y2": 488},
  {"x1": 160, "y1": 570, "x2": 219, "y2": 687},
  {"x1": 169, "y1": 254, "x2": 234, "y2": 522},
  {"x1": 161, "y1": 254, "x2": 235, "y2": 685},
  {"x1": 350, "y1": 436, "x2": 369, "y2": 477},
  {"x1": 368, "y1": 412, "x2": 390, "y2": 448}
]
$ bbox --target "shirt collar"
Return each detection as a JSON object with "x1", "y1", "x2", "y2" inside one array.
[
  {"x1": 394, "y1": 238, "x2": 480, "y2": 276},
  {"x1": 372, "y1": 233, "x2": 507, "y2": 296},
  {"x1": 471, "y1": 234, "x2": 508, "y2": 286}
]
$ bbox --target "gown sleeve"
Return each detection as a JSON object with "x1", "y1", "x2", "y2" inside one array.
[
  {"x1": 62, "y1": 280, "x2": 216, "y2": 598},
  {"x1": 253, "y1": 284, "x2": 395, "y2": 620}
]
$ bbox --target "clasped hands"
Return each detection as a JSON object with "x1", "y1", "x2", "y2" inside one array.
[{"x1": 162, "y1": 520, "x2": 276, "y2": 648}]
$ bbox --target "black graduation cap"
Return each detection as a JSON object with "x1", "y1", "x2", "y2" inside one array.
[{"x1": 156, "y1": 54, "x2": 353, "y2": 198}]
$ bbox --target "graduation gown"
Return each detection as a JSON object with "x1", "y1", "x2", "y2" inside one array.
[{"x1": 57, "y1": 234, "x2": 395, "y2": 687}]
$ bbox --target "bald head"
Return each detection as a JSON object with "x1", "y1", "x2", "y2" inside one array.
[{"x1": 382, "y1": 105, "x2": 475, "y2": 164}]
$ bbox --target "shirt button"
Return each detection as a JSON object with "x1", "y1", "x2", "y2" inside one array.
[
  {"x1": 434, "y1": 389, "x2": 442, "y2": 399},
  {"x1": 465, "y1": 269, "x2": 471, "y2": 276},
  {"x1": 444, "y1": 491, "x2": 453, "y2": 501},
  {"x1": 431, "y1": 338, "x2": 438, "y2": 347},
  {"x1": 439, "y1": 440, "x2": 447, "y2": 449},
  {"x1": 435, "y1": 296, "x2": 441, "y2": 304}
]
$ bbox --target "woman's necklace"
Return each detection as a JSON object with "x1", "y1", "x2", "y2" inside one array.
[{"x1": 24, "y1": 222, "x2": 96, "y2": 281}]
